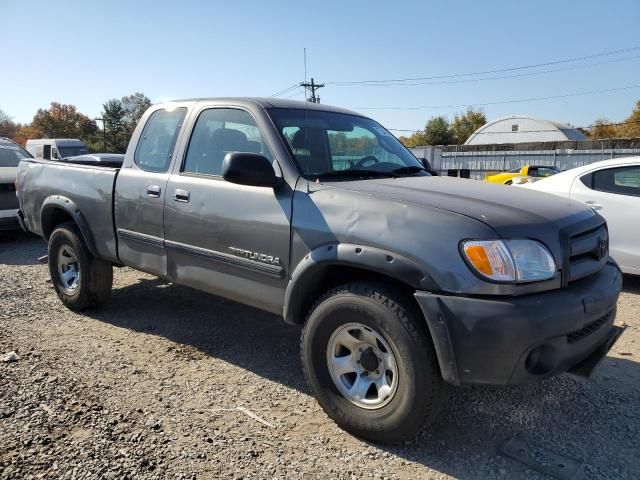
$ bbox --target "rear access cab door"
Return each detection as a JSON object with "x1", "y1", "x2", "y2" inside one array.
[
  {"x1": 114, "y1": 104, "x2": 190, "y2": 277},
  {"x1": 162, "y1": 101, "x2": 293, "y2": 314}
]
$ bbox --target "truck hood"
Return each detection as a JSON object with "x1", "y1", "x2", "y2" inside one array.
[{"x1": 322, "y1": 175, "x2": 596, "y2": 237}]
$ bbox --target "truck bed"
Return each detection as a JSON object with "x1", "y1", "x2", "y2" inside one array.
[{"x1": 17, "y1": 159, "x2": 120, "y2": 263}]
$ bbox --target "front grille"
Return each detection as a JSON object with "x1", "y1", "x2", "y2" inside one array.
[
  {"x1": 566, "y1": 313, "x2": 610, "y2": 344},
  {"x1": 567, "y1": 225, "x2": 608, "y2": 282}
]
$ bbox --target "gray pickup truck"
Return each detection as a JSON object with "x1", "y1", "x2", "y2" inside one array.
[{"x1": 16, "y1": 98, "x2": 623, "y2": 443}]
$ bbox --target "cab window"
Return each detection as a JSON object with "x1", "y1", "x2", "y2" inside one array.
[
  {"x1": 182, "y1": 108, "x2": 271, "y2": 176},
  {"x1": 134, "y1": 107, "x2": 187, "y2": 173}
]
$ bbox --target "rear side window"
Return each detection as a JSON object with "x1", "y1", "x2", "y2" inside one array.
[
  {"x1": 591, "y1": 166, "x2": 640, "y2": 197},
  {"x1": 182, "y1": 108, "x2": 271, "y2": 176},
  {"x1": 134, "y1": 107, "x2": 187, "y2": 173}
]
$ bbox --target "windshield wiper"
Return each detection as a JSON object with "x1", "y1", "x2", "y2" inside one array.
[
  {"x1": 315, "y1": 169, "x2": 398, "y2": 179},
  {"x1": 390, "y1": 165, "x2": 426, "y2": 175}
]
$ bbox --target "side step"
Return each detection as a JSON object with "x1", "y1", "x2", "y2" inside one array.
[{"x1": 37, "y1": 255, "x2": 48, "y2": 264}]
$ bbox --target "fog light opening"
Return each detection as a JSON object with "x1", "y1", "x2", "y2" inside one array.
[{"x1": 525, "y1": 345, "x2": 558, "y2": 376}]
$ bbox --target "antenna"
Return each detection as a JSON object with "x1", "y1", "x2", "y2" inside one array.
[
  {"x1": 304, "y1": 48, "x2": 310, "y2": 193},
  {"x1": 300, "y1": 48, "x2": 324, "y2": 103}
]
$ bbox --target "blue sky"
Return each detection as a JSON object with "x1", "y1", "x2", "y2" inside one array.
[{"x1": 2, "y1": 0, "x2": 639, "y2": 133}]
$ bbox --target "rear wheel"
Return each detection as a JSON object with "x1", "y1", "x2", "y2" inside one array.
[
  {"x1": 48, "y1": 222, "x2": 112, "y2": 311},
  {"x1": 301, "y1": 282, "x2": 447, "y2": 443}
]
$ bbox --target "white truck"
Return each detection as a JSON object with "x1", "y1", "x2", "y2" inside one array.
[{"x1": 25, "y1": 139, "x2": 88, "y2": 161}]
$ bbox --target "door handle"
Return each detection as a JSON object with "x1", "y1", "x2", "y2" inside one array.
[
  {"x1": 584, "y1": 201, "x2": 603, "y2": 211},
  {"x1": 146, "y1": 185, "x2": 161, "y2": 198},
  {"x1": 173, "y1": 189, "x2": 190, "y2": 203}
]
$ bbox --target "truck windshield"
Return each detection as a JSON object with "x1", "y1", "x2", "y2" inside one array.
[
  {"x1": 268, "y1": 108, "x2": 427, "y2": 179},
  {"x1": 58, "y1": 146, "x2": 89, "y2": 158},
  {"x1": 0, "y1": 144, "x2": 31, "y2": 167}
]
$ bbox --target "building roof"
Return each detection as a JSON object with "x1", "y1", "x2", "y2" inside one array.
[{"x1": 465, "y1": 115, "x2": 587, "y2": 145}]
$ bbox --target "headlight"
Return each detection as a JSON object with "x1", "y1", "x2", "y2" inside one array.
[{"x1": 461, "y1": 239, "x2": 556, "y2": 283}]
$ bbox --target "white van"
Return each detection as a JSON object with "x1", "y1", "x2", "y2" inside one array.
[{"x1": 25, "y1": 139, "x2": 88, "y2": 160}]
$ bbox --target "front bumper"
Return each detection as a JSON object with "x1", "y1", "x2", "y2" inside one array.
[
  {"x1": 415, "y1": 261, "x2": 622, "y2": 386},
  {"x1": 0, "y1": 209, "x2": 20, "y2": 231}
]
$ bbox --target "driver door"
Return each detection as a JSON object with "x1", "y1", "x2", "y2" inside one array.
[{"x1": 163, "y1": 105, "x2": 292, "y2": 313}]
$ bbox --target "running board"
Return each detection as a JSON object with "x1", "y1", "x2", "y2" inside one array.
[{"x1": 37, "y1": 255, "x2": 48, "y2": 264}]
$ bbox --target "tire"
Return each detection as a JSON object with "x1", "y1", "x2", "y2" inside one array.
[
  {"x1": 48, "y1": 222, "x2": 113, "y2": 311},
  {"x1": 301, "y1": 282, "x2": 447, "y2": 443}
]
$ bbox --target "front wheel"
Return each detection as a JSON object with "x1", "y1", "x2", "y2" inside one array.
[
  {"x1": 48, "y1": 222, "x2": 113, "y2": 311},
  {"x1": 301, "y1": 282, "x2": 447, "y2": 443}
]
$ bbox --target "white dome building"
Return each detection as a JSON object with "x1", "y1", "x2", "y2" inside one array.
[{"x1": 464, "y1": 115, "x2": 587, "y2": 145}]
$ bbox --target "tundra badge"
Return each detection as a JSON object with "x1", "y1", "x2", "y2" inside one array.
[{"x1": 229, "y1": 247, "x2": 280, "y2": 265}]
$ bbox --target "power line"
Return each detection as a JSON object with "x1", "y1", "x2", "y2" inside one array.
[
  {"x1": 334, "y1": 55, "x2": 640, "y2": 88},
  {"x1": 387, "y1": 119, "x2": 640, "y2": 134},
  {"x1": 268, "y1": 84, "x2": 300, "y2": 98},
  {"x1": 326, "y1": 45, "x2": 640, "y2": 85},
  {"x1": 282, "y1": 88, "x2": 306, "y2": 99},
  {"x1": 353, "y1": 84, "x2": 640, "y2": 111}
]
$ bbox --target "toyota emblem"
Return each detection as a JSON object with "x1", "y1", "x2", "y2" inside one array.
[{"x1": 597, "y1": 236, "x2": 608, "y2": 259}]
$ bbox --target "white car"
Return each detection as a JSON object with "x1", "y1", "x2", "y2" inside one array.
[{"x1": 520, "y1": 156, "x2": 640, "y2": 274}]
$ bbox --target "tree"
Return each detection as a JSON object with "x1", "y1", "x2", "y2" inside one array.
[
  {"x1": 424, "y1": 116, "x2": 454, "y2": 145},
  {"x1": 398, "y1": 116, "x2": 455, "y2": 147},
  {"x1": 99, "y1": 93, "x2": 152, "y2": 153},
  {"x1": 618, "y1": 99, "x2": 640, "y2": 138},
  {"x1": 121, "y1": 92, "x2": 152, "y2": 134},
  {"x1": 0, "y1": 108, "x2": 17, "y2": 138},
  {"x1": 13, "y1": 124, "x2": 45, "y2": 146},
  {"x1": 102, "y1": 99, "x2": 127, "y2": 152},
  {"x1": 588, "y1": 118, "x2": 620, "y2": 140},
  {"x1": 450, "y1": 108, "x2": 486, "y2": 144},
  {"x1": 398, "y1": 130, "x2": 428, "y2": 148},
  {"x1": 0, "y1": 108, "x2": 11, "y2": 124},
  {"x1": 32, "y1": 102, "x2": 97, "y2": 138}
]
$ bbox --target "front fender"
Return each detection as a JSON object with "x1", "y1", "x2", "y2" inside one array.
[
  {"x1": 283, "y1": 242, "x2": 439, "y2": 324},
  {"x1": 40, "y1": 195, "x2": 99, "y2": 258}
]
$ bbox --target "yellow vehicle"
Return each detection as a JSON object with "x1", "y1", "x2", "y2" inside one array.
[{"x1": 485, "y1": 165, "x2": 560, "y2": 184}]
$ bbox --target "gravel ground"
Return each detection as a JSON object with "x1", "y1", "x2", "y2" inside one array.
[{"x1": 1, "y1": 231, "x2": 639, "y2": 480}]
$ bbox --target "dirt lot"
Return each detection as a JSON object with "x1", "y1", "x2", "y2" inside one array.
[{"x1": 1, "y1": 231, "x2": 639, "y2": 480}]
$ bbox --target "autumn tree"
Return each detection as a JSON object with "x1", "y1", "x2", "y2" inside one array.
[
  {"x1": 618, "y1": 99, "x2": 640, "y2": 138},
  {"x1": 588, "y1": 118, "x2": 620, "y2": 140},
  {"x1": 398, "y1": 130, "x2": 428, "y2": 148},
  {"x1": 32, "y1": 102, "x2": 97, "y2": 138},
  {"x1": 13, "y1": 125, "x2": 45, "y2": 146},
  {"x1": 450, "y1": 108, "x2": 486, "y2": 144}
]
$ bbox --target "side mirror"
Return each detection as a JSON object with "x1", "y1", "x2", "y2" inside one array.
[
  {"x1": 222, "y1": 152, "x2": 282, "y2": 188},
  {"x1": 419, "y1": 158, "x2": 439, "y2": 176}
]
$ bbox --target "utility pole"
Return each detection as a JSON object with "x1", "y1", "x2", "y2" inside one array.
[{"x1": 300, "y1": 77, "x2": 324, "y2": 103}]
